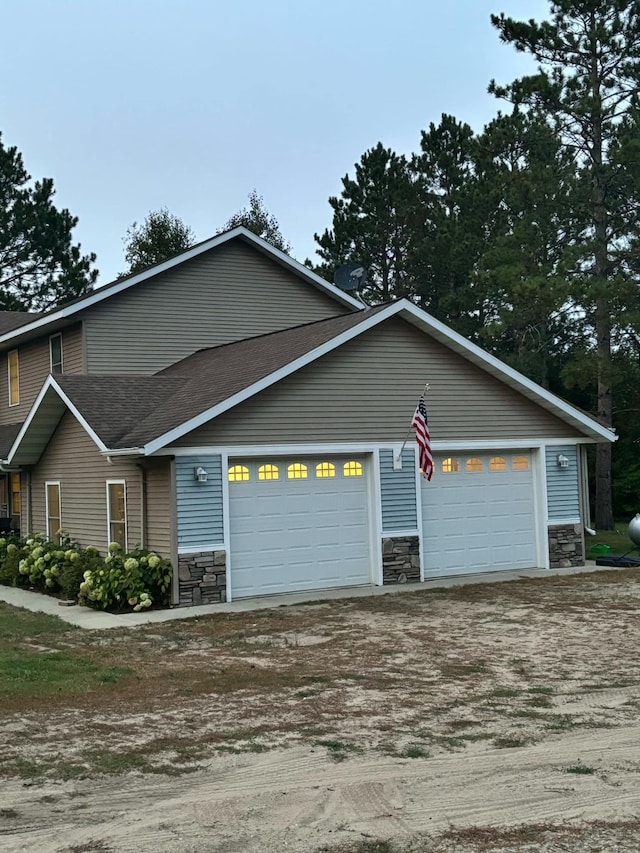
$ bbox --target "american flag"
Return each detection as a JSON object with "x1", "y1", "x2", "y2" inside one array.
[{"x1": 412, "y1": 394, "x2": 433, "y2": 481}]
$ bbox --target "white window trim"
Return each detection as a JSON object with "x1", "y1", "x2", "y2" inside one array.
[
  {"x1": 45, "y1": 480, "x2": 61, "y2": 541},
  {"x1": 106, "y1": 479, "x2": 127, "y2": 552},
  {"x1": 49, "y1": 333, "x2": 63, "y2": 374},
  {"x1": 8, "y1": 350, "x2": 19, "y2": 407}
]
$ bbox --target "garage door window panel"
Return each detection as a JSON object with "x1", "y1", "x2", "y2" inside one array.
[
  {"x1": 466, "y1": 457, "x2": 484, "y2": 472},
  {"x1": 288, "y1": 463, "x2": 308, "y2": 479},
  {"x1": 442, "y1": 457, "x2": 459, "y2": 473},
  {"x1": 343, "y1": 461, "x2": 363, "y2": 477},
  {"x1": 512, "y1": 455, "x2": 529, "y2": 470},
  {"x1": 316, "y1": 462, "x2": 336, "y2": 478},
  {"x1": 229, "y1": 465, "x2": 250, "y2": 482},
  {"x1": 258, "y1": 464, "x2": 279, "y2": 480}
]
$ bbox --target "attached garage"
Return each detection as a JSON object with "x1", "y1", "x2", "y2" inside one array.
[
  {"x1": 421, "y1": 451, "x2": 538, "y2": 578},
  {"x1": 228, "y1": 456, "x2": 372, "y2": 598}
]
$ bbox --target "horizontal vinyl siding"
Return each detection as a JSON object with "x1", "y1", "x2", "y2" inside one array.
[
  {"x1": 177, "y1": 318, "x2": 580, "y2": 447},
  {"x1": 0, "y1": 323, "x2": 85, "y2": 425},
  {"x1": 145, "y1": 459, "x2": 172, "y2": 558},
  {"x1": 380, "y1": 448, "x2": 417, "y2": 531},
  {"x1": 60, "y1": 323, "x2": 85, "y2": 374},
  {"x1": 546, "y1": 445, "x2": 580, "y2": 520},
  {"x1": 83, "y1": 242, "x2": 346, "y2": 375},
  {"x1": 30, "y1": 411, "x2": 141, "y2": 552},
  {"x1": 176, "y1": 455, "x2": 223, "y2": 550}
]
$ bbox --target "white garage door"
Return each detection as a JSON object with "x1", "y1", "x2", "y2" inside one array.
[
  {"x1": 421, "y1": 452, "x2": 537, "y2": 578},
  {"x1": 229, "y1": 457, "x2": 372, "y2": 598}
]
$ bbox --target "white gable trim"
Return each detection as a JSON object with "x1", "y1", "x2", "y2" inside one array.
[
  {"x1": 6, "y1": 376, "x2": 109, "y2": 464},
  {"x1": 0, "y1": 228, "x2": 361, "y2": 346},
  {"x1": 142, "y1": 300, "x2": 615, "y2": 454}
]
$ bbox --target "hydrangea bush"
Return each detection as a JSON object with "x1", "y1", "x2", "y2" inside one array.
[
  {"x1": 78, "y1": 543, "x2": 172, "y2": 612},
  {"x1": 0, "y1": 531, "x2": 173, "y2": 612}
]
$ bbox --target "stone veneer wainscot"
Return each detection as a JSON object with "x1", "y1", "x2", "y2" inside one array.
[
  {"x1": 178, "y1": 550, "x2": 227, "y2": 605},
  {"x1": 548, "y1": 523, "x2": 584, "y2": 568},
  {"x1": 382, "y1": 536, "x2": 420, "y2": 584}
]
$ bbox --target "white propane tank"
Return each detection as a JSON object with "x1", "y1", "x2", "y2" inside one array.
[{"x1": 629, "y1": 514, "x2": 640, "y2": 547}]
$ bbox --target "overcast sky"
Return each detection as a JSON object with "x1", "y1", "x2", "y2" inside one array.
[{"x1": 1, "y1": 0, "x2": 550, "y2": 284}]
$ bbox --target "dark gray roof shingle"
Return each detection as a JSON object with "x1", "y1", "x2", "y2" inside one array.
[{"x1": 56, "y1": 307, "x2": 384, "y2": 449}]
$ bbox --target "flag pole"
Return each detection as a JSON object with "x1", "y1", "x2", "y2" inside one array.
[{"x1": 396, "y1": 383, "x2": 430, "y2": 461}]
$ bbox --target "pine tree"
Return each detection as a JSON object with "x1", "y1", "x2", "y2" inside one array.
[
  {"x1": 314, "y1": 143, "x2": 418, "y2": 303},
  {"x1": 489, "y1": 0, "x2": 640, "y2": 529},
  {"x1": 0, "y1": 132, "x2": 97, "y2": 311}
]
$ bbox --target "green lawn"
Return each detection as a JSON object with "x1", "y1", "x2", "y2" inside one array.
[{"x1": 586, "y1": 520, "x2": 637, "y2": 556}]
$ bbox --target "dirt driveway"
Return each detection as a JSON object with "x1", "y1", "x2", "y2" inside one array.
[{"x1": 2, "y1": 569, "x2": 640, "y2": 851}]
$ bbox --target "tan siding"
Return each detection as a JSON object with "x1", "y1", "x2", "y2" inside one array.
[
  {"x1": 144, "y1": 459, "x2": 172, "y2": 557},
  {"x1": 83, "y1": 241, "x2": 347, "y2": 375},
  {"x1": 176, "y1": 317, "x2": 579, "y2": 446},
  {"x1": 30, "y1": 412, "x2": 142, "y2": 553},
  {"x1": 0, "y1": 323, "x2": 85, "y2": 425},
  {"x1": 61, "y1": 323, "x2": 85, "y2": 374}
]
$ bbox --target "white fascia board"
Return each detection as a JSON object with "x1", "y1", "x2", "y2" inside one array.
[
  {"x1": 145, "y1": 298, "x2": 613, "y2": 455},
  {"x1": 394, "y1": 300, "x2": 617, "y2": 443},
  {"x1": 0, "y1": 228, "x2": 360, "y2": 347},
  {"x1": 158, "y1": 442, "x2": 387, "y2": 457},
  {"x1": 6, "y1": 376, "x2": 108, "y2": 464},
  {"x1": 142, "y1": 306, "x2": 400, "y2": 455}
]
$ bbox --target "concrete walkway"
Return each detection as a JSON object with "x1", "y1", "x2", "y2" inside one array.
[{"x1": 0, "y1": 561, "x2": 616, "y2": 631}]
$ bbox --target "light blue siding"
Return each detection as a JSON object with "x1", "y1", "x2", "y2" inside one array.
[
  {"x1": 380, "y1": 448, "x2": 417, "y2": 531},
  {"x1": 546, "y1": 446, "x2": 580, "y2": 520},
  {"x1": 176, "y1": 455, "x2": 223, "y2": 549}
]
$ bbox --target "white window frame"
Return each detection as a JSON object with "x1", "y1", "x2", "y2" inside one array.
[
  {"x1": 8, "y1": 350, "x2": 19, "y2": 407},
  {"x1": 49, "y1": 333, "x2": 63, "y2": 374},
  {"x1": 106, "y1": 479, "x2": 127, "y2": 551},
  {"x1": 45, "y1": 480, "x2": 62, "y2": 542}
]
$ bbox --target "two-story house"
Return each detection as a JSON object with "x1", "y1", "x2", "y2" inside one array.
[{"x1": 0, "y1": 228, "x2": 615, "y2": 606}]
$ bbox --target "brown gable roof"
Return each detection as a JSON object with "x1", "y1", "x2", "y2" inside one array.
[
  {"x1": 0, "y1": 310, "x2": 44, "y2": 335},
  {"x1": 55, "y1": 376, "x2": 184, "y2": 448},
  {"x1": 55, "y1": 308, "x2": 385, "y2": 449}
]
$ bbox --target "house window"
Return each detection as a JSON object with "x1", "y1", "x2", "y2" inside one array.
[
  {"x1": 49, "y1": 334, "x2": 63, "y2": 374},
  {"x1": 287, "y1": 463, "x2": 308, "y2": 479},
  {"x1": 107, "y1": 481, "x2": 127, "y2": 550},
  {"x1": 228, "y1": 465, "x2": 250, "y2": 482},
  {"x1": 316, "y1": 462, "x2": 336, "y2": 478},
  {"x1": 8, "y1": 350, "x2": 19, "y2": 406},
  {"x1": 258, "y1": 464, "x2": 279, "y2": 480},
  {"x1": 512, "y1": 455, "x2": 529, "y2": 471},
  {"x1": 466, "y1": 457, "x2": 483, "y2": 472},
  {"x1": 11, "y1": 473, "x2": 20, "y2": 523},
  {"x1": 45, "y1": 482, "x2": 61, "y2": 543},
  {"x1": 442, "y1": 457, "x2": 459, "y2": 473},
  {"x1": 343, "y1": 461, "x2": 363, "y2": 477},
  {"x1": 489, "y1": 456, "x2": 507, "y2": 471}
]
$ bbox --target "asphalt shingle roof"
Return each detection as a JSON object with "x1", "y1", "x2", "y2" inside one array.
[
  {"x1": 0, "y1": 311, "x2": 44, "y2": 335},
  {"x1": 55, "y1": 307, "x2": 384, "y2": 449}
]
